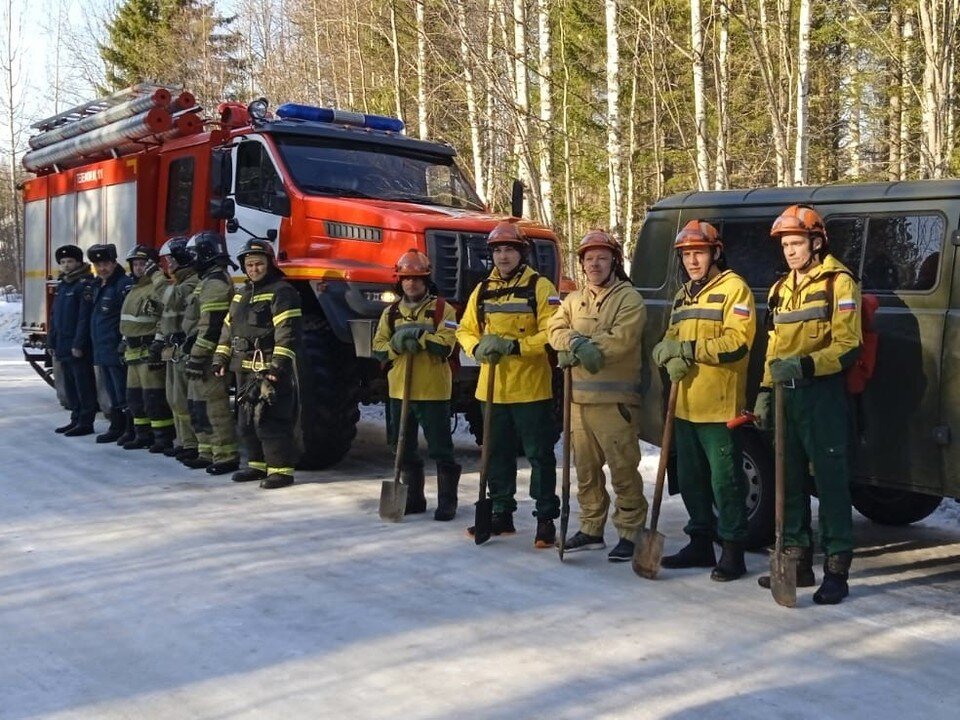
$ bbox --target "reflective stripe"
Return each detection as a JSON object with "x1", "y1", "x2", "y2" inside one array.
[
  {"x1": 223, "y1": 315, "x2": 231, "y2": 326},
  {"x1": 251, "y1": 293, "x2": 275, "y2": 303},
  {"x1": 273, "y1": 308, "x2": 302, "y2": 324},
  {"x1": 161, "y1": 310, "x2": 181, "y2": 318},
  {"x1": 774, "y1": 306, "x2": 829, "y2": 324},
  {"x1": 212, "y1": 443, "x2": 238, "y2": 454},
  {"x1": 572, "y1": 380, "x2": 643, "y2": 393},
  {"x1": 120, "y1": 313, "x2": 155, "y2": 323},
  {"x1": 483, "y1": 302, "x2": 534, "y2": 314},
  {"x1": 214, "y1": 345, "x2": 231, "y2": 355},
  {"x1": 394, "y1": 322, "x2": 434, "y2": 333},
  {"x1": 194, "y1": 337, "x2": 216, "y2": 350},
  {"x1": 670, "y1": 308, "x2": 724, "y2": 323},
  {"x1": 200, "y1": 301, "x2": 230, "y2": 312},
  {"x1": 232, "y1": 294, "x2": 243, "y2": 302},
  {"x1": 150, "y1": 418, "x2": 175, "y2": 429},
  {"x1": 273, "y1": 346, "x2": 296, "y2": 361},
  {"x1": 249, "y1": 461, "x2": 267, "y2": 471},
  {"x1": 267, "y1": 466, "x2": 295, "y2": 475},
  {"x1": 241, "y1": 358, "x2": 270, "y2": 370},
  {"x1": 133, "y1": 417, "x2": 151, "y2": 426}
]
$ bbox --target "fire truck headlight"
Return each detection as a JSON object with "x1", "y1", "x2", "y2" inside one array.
[
  {"x1": 361, "y1": 289, "x2": 399, "y2": 304},
  {"x1": 247, "y1": 97, "x2": 269, "y2": 121}
]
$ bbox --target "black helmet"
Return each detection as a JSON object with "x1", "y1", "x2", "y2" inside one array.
[
  {"x1": 55, "y1": 244, "x2": 83, "y2": 263},
  {"x1": 237, "y1": 238, "x2": 276, "y2": 265},
  {"x1": 187, "y1": 231, "x2": 233, "y2": 270},
  {"x1": 125, "y1": 244, "x2": 160, "y2": 264},
  {"x1": 87, "y1": 243, "x2": 118, "y2": 263},
  {"x1": 159, "y1": 236, "x2": 194, "y2": 266}
]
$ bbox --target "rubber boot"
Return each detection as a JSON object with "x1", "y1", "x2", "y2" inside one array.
[
  {"x1": 55, "y1": 419, "x2": 77, "y2": 434},
  {"x1": 260, "y1": 473, "x2": 294, "y2": 489},
  {"x1": 148, "y1": 427, "x2": 175, "y2": 454},
  {"x1": 163, "y1": 445, "x2": 181, "y2": 458},
  {"x1": 123, "y1": 425, "x2": 154, "y2": 450},
  {"x1": 401, "y1": 461, "x2": 427, "y2": 515},
  {"x1": 232, "y1": 467, "x2": 267, "y2": 483},
  {"x1": 758, "y1": 546, "x2": 816, "y2": 589},
  {"x1": 96, "y1": 409, "x2": 126, "y2": 444},
  {"x1": 813, "y1": 551, "x2": 853, "y2": 605},
  {"x1": 661, "y1": 535, "x2": 717, "y2": 569},
  {"x1": 711, "y1": 541, "x2": 747, "y2": 582},
  {"x1": 434, "y1": 461, "x2": 461, "y2": 521},
  {"x1": 206, "y1": 458, "x2": 240, "y2": 475},
  {"x1": 64, "y1": 415, "x2": 96, "y2": 437},
  {"x1": 115, "y1": 410, "x2": 136, "y2": 446}
]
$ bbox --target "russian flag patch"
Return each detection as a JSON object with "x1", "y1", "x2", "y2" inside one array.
[
  {"x1": 733, "y1": 303, "x2": 751, "y2": 318},
  {"x1": 444, "y1": 319, "x2": 459, "y2": 329},
  {"x1": 838, "y1": 298, "x2": 857, "y2": 312},
  {"x1": 547, "y1": 295, "x2": 561, "y2": 306}
]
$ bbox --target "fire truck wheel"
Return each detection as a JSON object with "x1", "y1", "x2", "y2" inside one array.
[{"x1": 297, "y1": 317, "x2": 361, "y2": 470}]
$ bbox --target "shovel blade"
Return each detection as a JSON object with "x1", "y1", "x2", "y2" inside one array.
[
  {"x1": 770, "y1": 551, "x2": 798, "y2": 607},
  {"x1": 632, "y1": 529, "x2": 665, "y2": 579},
  {"x1": 378, "y1": 480, "x2": 407, "y2": 522},
  {"x1": 473, "y1": 497, "x2": 493, "y2": 545}
]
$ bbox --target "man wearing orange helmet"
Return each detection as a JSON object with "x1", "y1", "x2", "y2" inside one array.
[
  {"x1": 652, "y1": 220, "x2": 755, "y2": 581},
  {"x1": 753, "y1": 204, "x2": 861, "y2": 605},
  {"x1": 373, "y1": 249, "x2": 460, "y2": 519},
  {"x1": 548, "y1": 230, "x2": 647, "y2": 561},
  {"x1": 456, "y1": 221, "x2": 561, "y2": 547}
]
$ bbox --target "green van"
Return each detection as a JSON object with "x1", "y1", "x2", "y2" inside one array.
[{"x1": 631, "y1": 180, "x2": 957, "y2": 548}]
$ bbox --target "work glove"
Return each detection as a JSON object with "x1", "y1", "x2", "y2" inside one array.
[
  {"x1": 651, "y1": 338, "x2": 694, "y2": 367},
  {"x1": 770, "y1": 356, "x2": 804, "y2": 383},
  {"x1": 557, "y1": 350, "x2": 579, "y2": 368},
  {"x1": 116, "y1": 339, "x2": 128, "y2": 356},
  {"x1": 475, "y1": 334, "x2": 516, "y2": 364},
  {"x1": 571, "y1": 336, "x2": 604, "y2": 374},
  {"x1": 389, "y1": 327, "x2": 423, "y2": 354},
  {"x1": 259, "y1": 374, "x2": 278, "y2": 406},
  {"x1": 753, "y1": 389, "x2": 773, "y2": 431},
  {"x1": 184, "y1": 357, "x2": 208, "y2": 381},
  {"x1": 665, "y1": 356, "x2": 691, "y2": 382},
  {"x1": 147, "y1": 339, "x2": 165, "y2": 370}
]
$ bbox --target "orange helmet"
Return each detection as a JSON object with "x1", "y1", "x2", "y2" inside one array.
[
  {"x1": 770, "y1": 204, "x2": 827, "y2": 241},
  {"x1": 487, "y1": 221, "x2": 527, "y2": 249},
  {"x1": 577, "y1": 229, "x2": 623, "y2": 263},
  {"x1": 395, "y1": 249, "x2": 432, "y2": 278},
  {"x1": 675, "y1": 220, "x2": 722, "y2": 250}
]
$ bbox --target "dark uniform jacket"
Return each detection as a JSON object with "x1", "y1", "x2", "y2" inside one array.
[
  {"x1": 49, "y1": 263, "x2": 94, "y2": 361},
  {"x1": 89, "y1": 265, "x2": 134, "y2": 366}
]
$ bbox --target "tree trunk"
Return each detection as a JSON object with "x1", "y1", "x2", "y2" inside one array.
[
  {"x1": 901, "y1": 10, "x2": 913, "y2": 179},
  {"x1": 714, "y1": 0, "x2": 730, "y2": 190},
  {"x1": 793, "y1": 0, "x2": 810, "y2": 185},
  {"x1": 605, "y1": 0, "x2": 622, "y2": 232},
  {"x1": 390, "y1": 0, "x2": 404, "y2": 123},
  {"x1": 512, "y1": 0, "x2": 533, "y2": 215},
  {"x1": 416, "y1": 0, "x2": 429, "y2": 140},
  {"x1": 536, "y1": 0, "x2": 554, "y2": 226},
  {"x1": 917, "y1": 0, "x2": 960, "y2": 178},
  {"x1": 888, "y1": 5, "x2": 902, "y2": 181},
  {"x1": 690, "y1": 0, "x2": 710, "y2": 190},
  {"x1": 559, "y1": 4, "x2": 575, "y2": 261},
  {"x1": 456, "y1": 0, "x2": 486, "y2": 202}
]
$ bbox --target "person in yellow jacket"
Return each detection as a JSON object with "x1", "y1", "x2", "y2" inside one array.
[
  {"x1": 652, "y1": 220, "x2": 756, "y2": 581},
  {"x1": 753, "y1": 204, "x2": 862, "y2": 605},
  {"x1": 547, "y1": 230, "x2": 647, "y2": 562},
  {"x1": 372, "y1": 250, "x2": 460, "y2": 519},
  {"x1": 456, "y1": 221, "x2": 561, "y2": 548}
]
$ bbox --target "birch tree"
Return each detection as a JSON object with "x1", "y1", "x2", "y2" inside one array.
[
  {"x1": 415, "y1": 0, "x2": 428, "y2": 139},
  {"x1": 714, "y1": 0, "x2": 730, "y2": 189},
  {"x1": 917, "y1": 0, "x2": 960, "y2": 178},
  {"x1": 0, "y1": 0, "x2": 23, "y2": 286},
  {"x1": 536, "y1": 0, "x2": 553, "y2": 226},
  {"x1": 605, "y1": 0, "x2": 622, "y2": 231},
  {"x1": 690, "y1": 0, "x2": 710, "y2": 190},
  {"x1": 793, "y1": 0, "x2": 811, "y2": 185}
]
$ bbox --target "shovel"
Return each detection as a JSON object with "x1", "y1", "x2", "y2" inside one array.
[
  {"x1": 770, "y1": 382, "x2": 798, "y2": 607},
  {"x1": 558, "y1": 367, "x2": 573, "y2": 561},
  {"x1": 472, "y1": 360, "x2": 498, "y2": 545},
  {"x1": 379, "y1": 358, "x2": 414, "y2": 522},
  {"x1": 633, "y1": 381, "x2": 679, "y2": 579}
]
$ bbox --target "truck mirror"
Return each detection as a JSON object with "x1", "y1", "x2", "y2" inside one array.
[
  {"x1": 210, "y1": 149, "x2": 233, "y2": 197},
  {"x1": 226, "y1": 218, "x2": 239, "y2": 234},
  {"x1": 511, "y1": 179, "x2": 524, "y2": 218},
  {"x1": 266, "y1": 229, "x2": 278, "y2": 241},
  {"x1": 210, "y1": 197, "x2": 235, "y2": 220}
]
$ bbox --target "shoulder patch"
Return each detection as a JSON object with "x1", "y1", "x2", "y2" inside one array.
[
  {"x1": 838, "y1": 298, "x2": 857, "y2": 312},
  {"x1": 732, "y1": 303, "x2": 751, "y2": 318},
  {"x1": 707, "y1": 293, "x2": 726, "y2": 303}
]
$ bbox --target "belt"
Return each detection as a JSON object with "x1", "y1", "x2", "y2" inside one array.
[{"x1": 781, "y1": 374, "x2": 839, "y2": 389}]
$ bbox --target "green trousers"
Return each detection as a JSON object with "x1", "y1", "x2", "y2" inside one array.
[
  {"x1": 187, "y1": 373, "x2": 238, "y2": 463},
  {"x1": 166, "y1": 360, "x2": 196, "y2": 450},
  {"x1": 237, "y1": 371, "x2": 303, "y2": 478},
  {"x1": 387, "y1": 399, "x2": 455, "y2": 466},
  {"x1": 484, "y1": 399, "x2": 559, "y2": 520},
  {"x1": 782, "y1": 375, "x2": 854, "y2": 556},
  {"x1": 675, "y1": 419, "x2": 748, "y2": 543}
]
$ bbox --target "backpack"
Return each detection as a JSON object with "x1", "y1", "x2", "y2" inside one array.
[
  {"x1": 386, "y1": 295, "x2": 447, "y2": 335},
  {"x1": 768, "y1": 269, "x2": 879, "y2": 395},
  {"x1": 475, "y1": 271, "x2": 542, "y2": 331}
]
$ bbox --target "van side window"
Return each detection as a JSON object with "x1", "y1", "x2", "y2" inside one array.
[
  {"x1": 718, "y1": 219, "x2": 783, "y2": 290},
  {"x1": 235, "y1": 142, "x2": 287, "y2": 214},
  {"x1": 164, "y1": 157, "x2": 194, "y2": 234},
  {"x1": 823, "y1": 217, "x2": 865, "y2": 276},
  {"x1": 862, "y1": 214, "x2": 944, "y2": 292},
  {"x1": 631, "y1": 217, "x2": 672, "y2": 290}
]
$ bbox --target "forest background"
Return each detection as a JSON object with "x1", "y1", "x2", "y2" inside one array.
[{"x1": 0, "y1": 0, "x2": 958, "y2": 287}]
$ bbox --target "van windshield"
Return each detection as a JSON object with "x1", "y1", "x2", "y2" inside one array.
[{"x1": 273, "y1": 135, "x2": 484, "y2": 211}]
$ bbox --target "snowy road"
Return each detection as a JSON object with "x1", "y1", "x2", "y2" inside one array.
[{"x1": 1, "y1": 343, "x2": 959, "y2": 720}]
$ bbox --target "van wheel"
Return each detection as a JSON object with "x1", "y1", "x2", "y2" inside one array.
[
  {"x1": 851, "y1": 485, "x2": 943, "y2": 525},
  {"x1": 298, "y1": 316, "x2": 361, "y2": 469},
  {"x1": 736, "y1": 428, "x2": 775, "y2": 551}
]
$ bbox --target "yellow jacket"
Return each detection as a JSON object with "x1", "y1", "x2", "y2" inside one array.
[
  {"x1": 762, "y1": 255, "x2": 862, "y2": 387},
  {"x1": 663, "y1": 269, "x2": 756, "y2": 423},
  {"x1": 456, "y1": 264, "x2": 559, "y2": 404},
  {"x1": 547, "y1": 280, "x2": 646, "y2": 405},
  {"x1": 119, "y1": 274, "x2": 161, "y2": 363},
  {"x1": 372, "y1": 295, "x2": 457, "y2": 401}
]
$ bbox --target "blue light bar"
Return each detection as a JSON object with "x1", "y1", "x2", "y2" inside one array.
[{"x1": 276, "y1": 103, "x2": 405, "y2": 133}]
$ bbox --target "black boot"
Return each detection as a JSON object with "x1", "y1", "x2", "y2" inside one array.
[
  {"x1": 64, "y1": 413, "x2": 96, "y2": 437},
  {"x1": 813, "y1": 551, "x2": 853, "y2": 605},
  {"x1": 711, "y1": 541, "x2": 747, "y2": 581},
  {"x1": 181, "y1": 454, "x2": 212, "y2": 469},
  {"x1": 115, "y1": 410, "x2": 136, "y2": 446},
  {"x1": 260, "y1": 473, "x2": 294, "y2": 489},
  {"x1": 206, "y1": 458, "x2": 240, "y2": 475},
  {"x1": 177, "y1": 448, "x2": 201, "y2": 465},
  {"x1": 661, "y1": 535, "x2": 717, "y2": 569},
  {"x1": 149, "y1": 427, "x2": 175, "y2": 454},
  {"x1": 96, "y1": 409, "x2": 126, "y2": 444},
  {"x1": 55, "y1": 419, "x2": 77, "y2": 434},
  {"x1": 469, "y1": 511, "x2": 515, "y2": 538},
  {"x1": 123, "y1": 425, "x2": 153, "y2": 450},
  {"x1": 434, "y1": 461, "x2": 461, "y2": 521},
  {"x1": 401, "y1": 461, "x2": 427, "y2": 515},
  {"x1": 232, "y1": 467, "x2": 267, "y2": 483},
  {"x1": 163, "y1": 445, "x2": 181, "y2": 458},
  {"x1": 758, "y1": 546, "x2": 816, "y2": 589},
  {"x1": 535, "y1": 518, "x2": 557, "y2": 549}
]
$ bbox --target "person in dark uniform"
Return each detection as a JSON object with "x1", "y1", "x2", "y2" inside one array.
[
  {"x1": 49, "y1": 244, "x2": 97, "y2": 436},
  {"x1": 214, "y1": 238, "x2": 303, "y2": 489}
]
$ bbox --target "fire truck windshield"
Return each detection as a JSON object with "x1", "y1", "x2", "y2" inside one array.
[{"x1": 273, "y1": 135, "x2": 484, "y2": 211}]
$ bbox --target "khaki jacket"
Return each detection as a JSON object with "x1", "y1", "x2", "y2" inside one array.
[{"x1": 119, "y1": 274, "x2": 161, "y2": 363}]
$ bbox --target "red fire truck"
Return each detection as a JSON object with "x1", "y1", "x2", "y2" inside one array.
[{"x1": 21, "y1": 85, "x2": 569, "y2": 468}]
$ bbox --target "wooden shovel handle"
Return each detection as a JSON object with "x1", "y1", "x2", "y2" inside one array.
[
  {"x1": 649, "y1": 381, "x2": 679, "y2": 533},
  {"x1": 392, "y1": 357, "x2": 416, "y2": 484},
  {"x1": 477, "y1": 361, "x2": 498, "y2": 496}
]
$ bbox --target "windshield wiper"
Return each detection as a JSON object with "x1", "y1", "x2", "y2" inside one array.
[
  {"x1": 378, "y1": 191, "x2": 483, "y2": 210},
  {"x1": 299, "y1": 184, "x2": 377, "y2": 199}
]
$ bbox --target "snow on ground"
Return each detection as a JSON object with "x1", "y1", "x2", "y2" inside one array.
[
  {"x1": 2, "y1": 342, "x2": 960, "y2": 719},
  {"x1": 0, "y1": 298, "x2": 20, "y2": 343}
]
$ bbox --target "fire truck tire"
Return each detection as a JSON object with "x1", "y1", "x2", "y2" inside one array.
[
  {"x1": 851, "y1": 485, "x2": 943, "y2": 526},
  {"x1": 298, "y1": 316, "x2": 361, "y2": 470}
]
